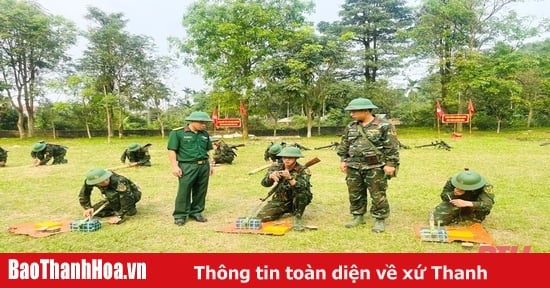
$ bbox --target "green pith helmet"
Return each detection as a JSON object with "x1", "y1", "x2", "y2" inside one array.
[
  {"x1": 344, "y1": 97, "x2": 378, "y2": 111},
  {"x1": 451, "y1": 168, "x2": 487, "y2": 190},
  {"x1": 268, "y1": 144, "x2": 283, "y2": 155},
  {"x1": 85, "y1": 168, "x2": 113, "y2": 185},
  {"x1": 185, "y1": 111, "x2": 212, "y2": 122},
  {"x1": 277, "y1": 146, "x2": 303, "y2": 158},
  {"x1": 127, "y1": 143, "x2": 141, "y2": 152},
  {"x1": 32, "y1": 143, "x2": 46, "y2": 152}
]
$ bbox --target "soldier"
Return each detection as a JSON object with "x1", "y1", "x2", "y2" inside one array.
[
  {"x1": 0, "y1": 146, "x2": 7, "y2": 167},
  {"x1": 263, "y1": 142, "x2": 284, "y2": 163},
  {"x1": 31, "y1": 141, "x2": 68, "y2": 166},
  {"x1": 433, "y1": 168, "x2": 495, "y2": 225},
  {"x1": 212, "y1": 139, "x2": 237, "y2": 164},
  {"x1": 79, "y1": 168, "x2": 142, "y2": 224},
  {"x1": 257, "y1": 146, "x2": 313, "y2": 231},
  {"x1": 337, "y1": 97, "x2": 400, "y2": 233},
  {"x1": 167, "y1": 111, "x2": 214, "y2": 226},
  {"x1": 120, "y1": 143, "x2": 152, "y2": 167}
]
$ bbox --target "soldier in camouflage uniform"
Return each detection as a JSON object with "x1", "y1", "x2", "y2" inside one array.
[
  {"x1": 0, "y1": 146, "x2": 7, "y2": 167},
  {"x1": 433, "y1": 168, "x2": 494, "y2": 225},
  {"x1": 336, "y1": 98, "x2": 400, "y2": 233},
  {"x1": 257, "y1": 146, "x2": 313, "y2": 231},
  {"x1": 30, "y1": 142, "x2": 68, "y2": 166},
  {"x1": 79, "y1": 168, "x2": 142, "y2": 224},
  {"x1": 120, "y1": 143, "x2": 152, "y2": 166},
  {"x1": 212, "y1": 139, "x2": 237, "y2": 164},
  {"x1": 264, "y1": 142, "x2": 284, "y2": 163}
]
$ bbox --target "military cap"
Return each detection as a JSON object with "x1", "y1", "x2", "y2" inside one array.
[
  {"x1": 86, "y1": 168, "x2": 113, "y2": 185},
  {"x1": 32, "y1": 143, "x2": 47, "y2": 152},
  {"x1": 451, "y1": 168, "x2": 487, "y2": 190},
  {"x1": 344, "y1": 97, "x2": 378, "y2": 111},
  {"x1": 127, "y1": 143, "x2": 141, "y2": 152},
  {"x1": 277, "y1": 146, "x2": 303, "y2": 158},
  {"x1": 268, "y1": 144, "x2": 283, "y2": 155},
  {"x1": 185, "y1": 111, "x2": 212, "y2": 122}
]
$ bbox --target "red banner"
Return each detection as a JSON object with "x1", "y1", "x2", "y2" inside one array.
[
  {"x1": 442, "y1": 114, "x2": 470, "y2": 123},
  {"x1": 1, "y1": 253, "x2": 546, "y2": 288},
  {"x1": 436, "y1": 100, "x2": 444, "y2": 119},
  {"x1": 239, "y1": 101, "x2": 247, "y2": 117},
  {"x1": 212, "y1": 107, "x2": 219, "y2": 128},
  {"x1": 468, "y1": 98, "x2": 475, "y2": 117},
  {"x1": 216, "y1": 118, "x2": 241, "y2": 128}
]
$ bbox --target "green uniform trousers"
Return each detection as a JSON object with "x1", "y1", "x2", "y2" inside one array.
[{"x1": 173, "y1": 161, "x2": 210, "y2": 219}]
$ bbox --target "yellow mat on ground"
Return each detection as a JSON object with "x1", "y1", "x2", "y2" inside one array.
[
  {"x1": 414, "y1": 223, "x2": 495, "y2": 246},
  {"x1": 8, "y1": 220, "x2": 71, "y2": 238},
  {"x1": 217, "y1": 219, "x2": 292, "y2": 236}
]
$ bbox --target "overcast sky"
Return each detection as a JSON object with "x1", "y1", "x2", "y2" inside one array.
[{"x1": 34, "y1": 0, "x2": 549, "y2": 96}]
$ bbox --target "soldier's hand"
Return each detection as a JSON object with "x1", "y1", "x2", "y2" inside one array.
[
  {"x1": 171, "y1": 166, "x2": 182, "y2": 178},
  {"x1": 108, "y1": 216, "x2": 123, "y2": 224},
  {"x1": 450, "y1": 199, "x2": 473, "y2": 208},
  {"x1": 83, "y1": 208, "x2": 94, "y2": 218},
  {"x1": 339, "y1": 162, "x2": 347, "y2": 173},
  {"x1": 269, "y1": 171, "x2": 282, "y2": 182},
  {"x1": 383, "y1": 166, "x2": 396, "y2": 177},
  {"x1": 279, "y1": 169, "x2": 291, "y2": 180}
]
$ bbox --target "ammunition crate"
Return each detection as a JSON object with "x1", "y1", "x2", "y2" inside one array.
[
  {"x1": 235, "y1": 217, "x2": 261, "y2": 230},
  {"x1": 70, "y1": 219, "x2": 101, "y2": 232},
  {"x1": 419, "y1": 228, "x2": 448, "y2": 242}
]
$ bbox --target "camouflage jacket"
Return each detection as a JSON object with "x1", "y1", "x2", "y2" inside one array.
[
  {"x1": 261, "y1": 162, "x2": 312, "y2": 201},
  {"x1": 79, "y1": 173, "x2": 141, "y2": 216},
  {"x1": 337, "y1": 118, "x2": 400, "y2": 169},
  {"x1": 213, "y1": 141, "x2": 236, "y2": 164},
  {"x1": 30, "y1": 144, "x2": 67, "y2": 165},
  {"x1": 441, "y1": 178, "x2": 495, "y2": 213},
  {"x1": 120, "y1": 146, "x2": 151, "y2": 165}
]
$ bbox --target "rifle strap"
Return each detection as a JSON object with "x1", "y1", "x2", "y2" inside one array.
[{"x1": 357, "y1": 123, "x2": 383, "y2": 156}]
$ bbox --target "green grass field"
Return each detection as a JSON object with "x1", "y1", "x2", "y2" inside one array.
[{"x1": 1, "y1": 128, "x2": 549, "y2": 252}]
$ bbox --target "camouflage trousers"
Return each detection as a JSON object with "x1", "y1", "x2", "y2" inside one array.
[
  {"x1": 256, "y1": 191, "x2": 312, "y2": 222},
  {"x1": 92, "y1": 190, "x2": 141, "y2": 217},
  {"x1": 345, "y1": 167, "x2": 389, "y2": 219},
  {"x1": 52, "y1": 150, "x2": 67, "y2": 164},
  {"x1": 434, "y1": 202, "x2": 490, "y2": 225}
]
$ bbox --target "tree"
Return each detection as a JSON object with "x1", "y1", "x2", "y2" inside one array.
[
  {"x1": 0, "y1": 0, "x2": 76, "y2": 138},
  {"x1": 172, "y1": 0, "x2": 314, "y2": 139},
  {"x1": 338, "y1": 0, "x2": 414, "y2": 82},
  {"x1": 80, "y1": 7, "x2": 156, "y2": 141}
]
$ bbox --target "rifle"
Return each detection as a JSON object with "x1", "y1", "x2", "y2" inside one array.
[
  {"x1": 229, "y1": 143, "x2": 245, "y2": 149},
  {"x1": 291, "y1": 143, "x2": 311, "y2": 151},
  {"x1": 248, "y1": 163, "x2": 274, "y2": 175},
  {"x1": 259, "y1": 157, "x2": 321, "y2": 201},
  {"x1": 314, "y1": 142, "x2": 339, "y2": 150},
  {"x1": 415, "y1": 140, "x2": 452, "y2": 151}
]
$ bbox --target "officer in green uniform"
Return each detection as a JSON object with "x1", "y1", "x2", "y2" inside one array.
[
  {"x1": 79, "y1": 168, "x2": 142, "y2": 224},
  {"x1": 0, "y1": 146, "x2": 7, "y2": 167},
  {"x1": 167, "y1": 111, "x2": 214, "y2": 226},
  {"x1": 433, "y1": 168, "x2": 495, "y2": 225},
  {"x1": 31, "y1": 141, "x2": 68, "y2": 166},
  {"x1": 257, "y1": 146, "x2": 313, "y2": 231},
  {"x1": 336, "y1": 98, "x2": 400, "y2": 233},
  {"x1": 120, "y1": 143, "x2": 152, "y2": 166}
]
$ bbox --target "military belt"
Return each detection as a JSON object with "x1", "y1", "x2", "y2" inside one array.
[{"x1": 180, "y1": 160, "x2": 208, "y2": 165}]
